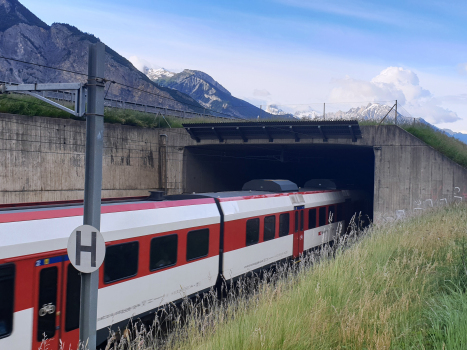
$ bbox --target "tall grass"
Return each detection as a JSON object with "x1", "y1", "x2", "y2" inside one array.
[
  {"x1": 425, "y1": 284, "x2": 467, "y2": 349},
  {"x1": 95, "y1": 205, "x2": 467, "y2": 350}
]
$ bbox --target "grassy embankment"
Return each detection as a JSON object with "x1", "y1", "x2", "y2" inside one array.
[
  {"x1": 0, "y1": 94, "x2": 211, "y2": 128},
  {"x1": 402, "y1": 124, "x2": 467, "y2": 169},
  {"x1": 2, "y1": 94, "x2": 467, "y2": 169},
  {"x1": 106, "y1": 205, "x2": 467, "y2": 350}
]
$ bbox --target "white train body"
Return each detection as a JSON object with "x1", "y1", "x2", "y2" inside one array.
[{"x1": 0, "y1": 180, "x2": 363, "y2": 349}]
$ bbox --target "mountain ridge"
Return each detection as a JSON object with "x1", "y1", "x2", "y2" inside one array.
[
  {"x1": 148, "y1": 68, "x2": 280, "y2": 119},
  {"x1": 0, "y1": 0, "x2": 48, "y2": 32},
  {"x1": 0, "y1": 0, "x2": 204, "y2": 112}
]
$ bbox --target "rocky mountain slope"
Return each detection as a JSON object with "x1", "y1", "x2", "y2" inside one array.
[
  {"x1": 0, "y1": 0, "x2": 203, "y2": 112},
  {"x1": 148, "y1": 69, "x2": 278, "y2": 119}
]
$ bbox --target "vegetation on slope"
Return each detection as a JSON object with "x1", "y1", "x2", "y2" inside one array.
[
  {"x1": 99, "y1": 205, "x2": 467, "y2": 350},
  {"x1": 0, "y1": 94, "x2": 212, "y2": 128},
  {"x1": 402, "y1": 123, "x2": 467, "y2": 169}
]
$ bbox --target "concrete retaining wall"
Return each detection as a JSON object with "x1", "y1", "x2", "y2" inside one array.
[
  {"x1": 367, "y1": 126, "x2": 467, "y2": 220},
  {"x1": 0, "y1": 113, "x2": 193, "y2": 204},
  {"x1": 1, "y1": 113, "x2": 466, "y2": 222}
]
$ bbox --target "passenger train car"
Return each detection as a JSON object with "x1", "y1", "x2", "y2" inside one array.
[{"x1": 0, "y1": 179, "x2": 365, "y2": 349}]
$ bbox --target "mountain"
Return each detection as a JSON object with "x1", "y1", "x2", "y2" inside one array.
[
  {"x1": 144, "y1": 67, "x2": 174, "y2": 81},
  {"x1": 293, "y1": 108, "x2": 320, "y2": 119},
  {"x1": 0, "y1": 0, "x2": 47, "y2": 32},
  {"x1": 325, "y1": 103, "x2": 401, "y2": 121},
  {"x1": 296, "y1": 103, "x2": 416, "y2": 124},
  {"x1": 443, "y1": 129, "x2": 467, "y2": 145},
  {"x1": 147, "y1": 69, "x2": 279, "y2": 119},
  {"x1": 265, "y1": 104, "x2": 291, "y2": 117},
  {"x1": 0, "y1": 0, "x2": 203, "y2": 112}
]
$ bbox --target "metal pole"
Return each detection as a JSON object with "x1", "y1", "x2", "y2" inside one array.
[
  {"x1": 395, "y1": 100, "x2": 397, "y2": 125},
  {"x1": 323, "y1": 103, "x2": 325, "y2": 120},
  {"x1": 80, "y1": 42, "x2": 105, "y2": 350}
]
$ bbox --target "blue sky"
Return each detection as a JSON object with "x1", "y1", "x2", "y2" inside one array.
[{"x1": 20, "y1": 0, "x2": 467, "y2": 131}]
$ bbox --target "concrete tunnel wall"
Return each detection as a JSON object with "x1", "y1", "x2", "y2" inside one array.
[
  {"x1": 183, "y1": 143, "x2": 375, "y2": 220},
  {"x1": 183, "y1": 143, "x2": 374, "y2": 191},
  {"x1": 0, "y1": 113, "x2": 193, "y2": 204},
  {"x1": 185, "y1": 125, "x2": 467, "y2": 221},
  {"x1": 1, "y1": 113, "x2": 467, "y2": 222}
]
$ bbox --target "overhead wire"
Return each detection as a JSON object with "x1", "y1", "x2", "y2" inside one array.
[
  {"x1": 0, "y1": 55, "x2": 89, "y2": 77},
  {"x1": 1, "y1": 55, "x2": 388, "y2": 143},
  {"x1": 0, "y1": 55, "x2": 242, "y2": 121},
  {"x1": 0, "y1": 54, "x2": 403, "y2": 127}
]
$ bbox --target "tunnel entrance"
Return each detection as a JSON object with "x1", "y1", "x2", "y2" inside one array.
[{"x1": 183, "y1": 143, "x2": 375, "y2": 220}]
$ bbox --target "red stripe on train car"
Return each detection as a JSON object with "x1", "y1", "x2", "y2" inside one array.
[
  {"x1": 0, "y1": 196, "x2": 147, "y2": 210},
  {"x1": 217, "y1": 190, "x2": 336, "y2": 202},
  {"x1": 0, "y1": 198, "x2": 215, "y2": 223}
]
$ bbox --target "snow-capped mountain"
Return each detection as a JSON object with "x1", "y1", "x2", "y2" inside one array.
[
  {"x1": 143, "y1": 67, "x2": 174, "y2": 80},
  {"x1": 326, "y1": 103, "x2": 399, "y2": 120},
  {"x1": 292, "y1": 103, "x2": 412, "y2": 123},
  {"x1": 266, "y1": 104, "x2": 289, "y2": 116},
  {"x1": 145, "y1": 68, "x2": 281, "y2": 119},
  {"x1": 293, "y1": 108, "x2": 321, "y2": 119}
]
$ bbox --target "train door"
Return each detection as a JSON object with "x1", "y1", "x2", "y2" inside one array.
[
  {"x1": 293, "y1": 206, "x2": 305, "y2": 258},
  {"x1": 58, "y1": 261, "x2": 81, "y2": 349},
  {"x1": 32, "y1": 255, "x2": 65, "y2": 350}
]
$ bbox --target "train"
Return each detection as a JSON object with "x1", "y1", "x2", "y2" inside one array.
[{"x1": 0, "y1": 179, "x2": 367, "y2": 349}]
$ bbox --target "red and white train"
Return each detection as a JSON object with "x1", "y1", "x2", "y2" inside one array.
[{"x1": 0, "y1": 179, "x2": 365, "y2": 349}]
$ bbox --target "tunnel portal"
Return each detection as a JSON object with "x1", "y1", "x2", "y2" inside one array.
[{"x1": 183, "y1": 143, "x2": 375, "y2": 220}]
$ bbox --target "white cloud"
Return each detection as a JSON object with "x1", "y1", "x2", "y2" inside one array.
[
  {"x1": 253, "y1": 89, "x2": 271, "y2": 97},
  {"x1": 128, "y1": 56, "x2": 160, "y2": 72},
  {"x1": 440, "y1": 94, "x2": 467, "y2": 105},
  {"x1": 329, "y1": 67, "x2": 461, "y2": 124}
]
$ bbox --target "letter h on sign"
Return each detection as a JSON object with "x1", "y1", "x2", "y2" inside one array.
[{"x1": 76, "y1": 230, "x2": 97, "y2": 267}]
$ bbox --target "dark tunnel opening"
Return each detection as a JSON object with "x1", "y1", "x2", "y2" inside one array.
[{"x1": 183, "y1": 144, "x2": 375, "y2": 220}]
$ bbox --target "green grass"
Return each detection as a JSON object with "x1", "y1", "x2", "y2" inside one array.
[
  {"x1": 0, "y1": 94, "x2": 77, "y2": 119},
  {"x1": 402, "y1": 124, "x2": 467, "y2": 168},
  {"x1": 97, "y1": 205, "x2": 467, "y2": 350},
  {"x1": 425, "y1": 284, "x2": 467, "y2": 349},
  {"x1": 0, "y1": 94, "x2": 218, "y2": 128}
]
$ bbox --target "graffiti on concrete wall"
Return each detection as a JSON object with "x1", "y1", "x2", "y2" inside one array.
[
  {"x1": 412, "y1": 185, "x2": 466, "y2": 211},
  {"x1": 388, "y1": 185, "x2": 467, "y2": 221}
]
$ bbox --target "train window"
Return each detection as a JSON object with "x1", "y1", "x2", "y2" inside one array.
[
  {"x1": 264, "y1": 216, "x2": 276, "y2": 241},
  {"x1": 329, "y1": 205, "x2": 336, "y2": 223},
  {"x1": 279, "y1": 213, "x2": 289, "y2": 237},
  {"x1": 308, "y1": 209, "x2": 317, "y2": 229},
  {"x1": 187, "y1": 229, "x2": 209, "y2": 261},
  {"x1": 104, "y1": 241, "x2": 139, "y2": 284},
  {"x1": 337, "y1": 203, "x2": 344, "y2": 222},
  {"x1": 294, "y1": 211, "x2": 299, "y2": 232},
  {"x1": 0, "y1": 264, "x2": 15, "y2": 339},
  {"x1": 37, "y1": 267, "x2": 58, "y2": 341},
  {"x1": 151, "y1": 234, "x2": 178, "y2": 270},
  {"x1": 65, "y1": 264, "x2": 81, "y2": 332},
  {"x1": 246, "y1": 218, "x2": 260, "y2": 246},
  {"x1": 319, "y1": 207, "x2": 326, "y2": 226}
]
